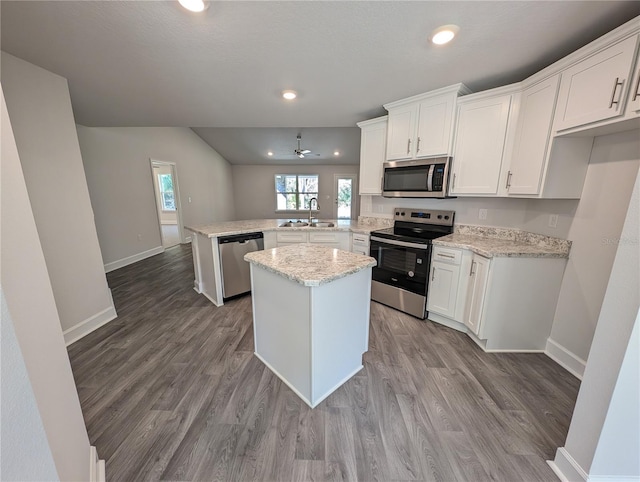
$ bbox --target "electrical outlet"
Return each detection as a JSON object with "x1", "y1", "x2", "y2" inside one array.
[
  {"x1": 377, "y1": 205, "x2": 384, "y2": 213},
  {"x1": 479, "y1": 209, "x2": 488, "y2": 220},
  {"x1": 188, "y1": 196, "x2": 192, "y2": 203},
  {"x1": 548, "y1": 214, "x2": 559, "y2": 228}
]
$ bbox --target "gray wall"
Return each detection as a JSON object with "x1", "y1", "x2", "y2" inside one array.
[
  {"x1": 232, "y1": 164, "x2": 359, "y2": 220},
  {"x1": 556, "y1": 168, "x2": 639, "y2": 477},
  {"x1": 549, "y1": 130, "x2": 640, "y2": 362},
  {"x1": 77, "y1": 126, "x2": 236, "y2": 267},
  {"x1": 1, "y1": 85, "x2": 91, "y2": 481},
  {"x1": 1, "y1": 52, "x2": 115, "y2": 334}
]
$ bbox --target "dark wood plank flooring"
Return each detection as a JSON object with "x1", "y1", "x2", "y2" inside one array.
[{"x1": 68, "y1": 244, "x2": 580, "y2": 481}]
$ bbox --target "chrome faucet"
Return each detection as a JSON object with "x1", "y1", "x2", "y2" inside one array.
[{"x1": 308, "y1": 197, "x2": 319, "y2": 223}]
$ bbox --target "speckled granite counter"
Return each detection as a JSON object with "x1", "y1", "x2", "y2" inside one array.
[
  {"x1": 433, "y1": 224, "x2": 571, "y2": 258},
  {"x1": 244, "y1": 244, "x2": 376, "y2": 286},
  {"x1": 185, "y1": 217, "x2": 392, "y2": 238}
]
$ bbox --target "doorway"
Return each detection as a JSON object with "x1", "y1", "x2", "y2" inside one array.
[
  {"x1": 333, "y1": 174, "x2": 358, "y2": 220},
  {"x1": 150, "y1": 160, "x2": 184, "y2": 248}
]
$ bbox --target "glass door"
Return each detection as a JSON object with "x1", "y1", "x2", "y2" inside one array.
[{"x1": 333, "y1": 174, "x2": 357, "y2": 219}]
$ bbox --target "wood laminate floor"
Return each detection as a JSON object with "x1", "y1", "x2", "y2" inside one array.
[{"x1": 68, "y1": 244, "x2": 580, "y2": 482}]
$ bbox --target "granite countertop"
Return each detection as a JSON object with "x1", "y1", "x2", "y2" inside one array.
[
  {"x1": 433, "y1": 225, "x2": 572, "y2": 259},
  {"x1": 244, "y1": 244, "x2": 377, "y2": 287},
  {"x1": 185, "y1": 217, "x2": 392, "y2": 238}
]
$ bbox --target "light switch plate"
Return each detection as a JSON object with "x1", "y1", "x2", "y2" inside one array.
[
  {"x1": 479, "y1": 209, "x2": 488, "y2": 220},
  {"x1": 549, "y1": 214, "x2": 559, "y2": 228}
]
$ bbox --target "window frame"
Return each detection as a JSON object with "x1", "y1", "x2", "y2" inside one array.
[
  {"x1": 274, "y1": 174, "x2": 320, "y2": 212},
  {"x1": 157, "y1": 173, "x2": 176, "y2": 212}
]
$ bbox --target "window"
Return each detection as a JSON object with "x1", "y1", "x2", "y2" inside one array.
[
  {"x1": 275, "y1": 174, "x2": 319, "y2": 211},
  {"x1": 158, "y1": 173, "x2": 176, "y2": 211}
]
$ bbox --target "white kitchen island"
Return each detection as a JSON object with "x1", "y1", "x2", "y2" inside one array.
[{"x1": 244, "y1": 244, "x2": 376, "y2": 408}]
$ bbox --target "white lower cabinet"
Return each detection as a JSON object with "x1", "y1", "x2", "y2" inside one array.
[
  {"x1": 427, "y1": 246, "x2": 469, "y2": 322},
  {"x1": 273, "y1": 230, "x2": 350, "y2": 250},
  {"x1": 463, "y1": 254, "x2": 491, "y2": 335},
  {"x1": 428, "y1": 246, "x2": 567, "y2": 351},
  {"x1": 351, "y1": 232, "x2": 370, "y2": 256},
  {"x1": 309, "y1": 231, "x2": 350, "y2": 251}
]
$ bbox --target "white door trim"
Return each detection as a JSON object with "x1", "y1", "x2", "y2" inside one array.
[{"x1": 150, "y1": 159, "x2": 185, "y2": 245}]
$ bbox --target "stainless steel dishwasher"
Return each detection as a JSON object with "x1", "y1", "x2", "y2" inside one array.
[{"x1": 218, "y1": 232, "x2": 264, "y2": 300}]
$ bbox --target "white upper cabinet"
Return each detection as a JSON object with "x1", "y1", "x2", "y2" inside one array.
[
  {"x1": 554, "y1": 35, "x2": 638, "y2": 131},
  {"x1": 357, "y1": 116, "x2": 388, "y2": 195},
  {"x1": 625, "y1": 45, "x2": 640, "y2": 115},
  {"x1": 385, "y1": 106, "x2": 416, "y2": 160},
  {"x1": 384, "y1": 84, "x2": 470, "y2": 161},
  {"x1": 450, "y1": 90, "x2": 514, "y2": 196},
  {"x1": 506, "y1": 75, "x2": 560, "y2": 196}
]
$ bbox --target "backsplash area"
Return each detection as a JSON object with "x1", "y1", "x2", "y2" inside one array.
[{"x1": 360, "y1": 195, "x2": 578, "y2": 239}]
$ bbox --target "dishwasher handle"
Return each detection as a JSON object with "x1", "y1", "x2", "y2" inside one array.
[{"x1": 218, "y1": 232, "x2": 264, "y2": 244}]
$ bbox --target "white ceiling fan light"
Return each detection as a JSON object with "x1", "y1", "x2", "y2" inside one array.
[
  {"x1": 178, "y1": 0, "x2": 209, "y2": 13},
  {"x1": 430, "y1": 24, "x2": 460, "y2": 45}
]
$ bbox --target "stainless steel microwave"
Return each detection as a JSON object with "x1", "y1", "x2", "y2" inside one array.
[{"x1": 382, "y1": 157, "x2": 453, "y2": 198}]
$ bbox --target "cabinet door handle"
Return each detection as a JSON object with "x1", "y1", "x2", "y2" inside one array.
[
  {"x1": 437, "y1": 253, "x2": 455, "y2": 259},
  {"x1": 431, "y1": 267, "x2": 436, "y2": 282},
  {"x1": 416, "y1": 137, "x2": 421, "y2": 154},
  {"x1": 609, "y1": 77, "x2": 625, "y2": 109},
  {"x1": 469, "y1": 261, "x2": 476, "y2": 276},
  {"x1": 633, "y1": 70, "x2": 640, "y2": 102},
  {"x1": 407, "y1": 139, "x2": 411, "y2": 155},
  {"x1": 452, "y1": 173, "x2": 456, "y2": 190},
  {"x1": 505, "y1": 170, "x2": 513, "y2": 189}
]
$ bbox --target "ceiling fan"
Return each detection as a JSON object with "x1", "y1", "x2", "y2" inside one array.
[{"x1": 294, "y1": 134, "x2": 313, "y2": 158}]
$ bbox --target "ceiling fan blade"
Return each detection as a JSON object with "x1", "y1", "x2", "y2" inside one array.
[
  {"x1": 301, "y1": 149, "x2": 311, "y2": 154},
  {"x1": 297, "y1": 152, "x2": 305, "y2": 158}
]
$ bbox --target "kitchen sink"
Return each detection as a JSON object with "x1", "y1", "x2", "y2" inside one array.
[
  {"x1": 310, "y1": 222, "x2": 335, "y2": 228},
  {"x1": 279, "y1": 221, "x2": 309, "y2": 227}
]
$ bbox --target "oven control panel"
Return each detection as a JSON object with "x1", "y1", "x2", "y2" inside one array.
[{"x1": 393, "y1": 208, "x2": 455, "y2": 227}]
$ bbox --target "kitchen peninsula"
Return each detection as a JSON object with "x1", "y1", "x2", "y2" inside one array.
[
  {"x1": 185, "y1": 218, "x2": 390, "y2": 306},
  {"x1": 244, "y1": 244, "x2": 376, "y2": 408}
]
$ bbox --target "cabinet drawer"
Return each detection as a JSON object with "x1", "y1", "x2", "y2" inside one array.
[
  {"x1": 309, "y1": 232, "x2": 339, "y2": 243},
  {"x1": 352, "y1": 245, "x2": 370, "y2": 256},
  {"x1": 432, "y1": 246, "x2": 462, "y2": 265},
  {"x1": 352, "y1": 233, "x2": 370, "y2": 246},
  {"x1": 276, "y1": 232, "x2": 307, "y2": 243}
]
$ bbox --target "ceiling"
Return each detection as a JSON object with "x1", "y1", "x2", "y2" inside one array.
[{"x1": 1, "y1": 1, "x2": 639, "y2": 165}]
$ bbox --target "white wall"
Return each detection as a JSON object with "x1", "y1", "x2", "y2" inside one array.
[
  {"x1": 368, "y1": 195, "x2": 577, "y2": 239},
  {"x1": 552, "y1": 167, "x2": 639, "y2": 479},
  {"x1": 1, "y1": 84, "x2": 92, "y2": 481},
  {"x1": 77, "y1": 126, "x2": 236, "y2": 267},
  {"x1": 232, "y1": 164, "x2": 359, "y2": 220},
  {"x1": 590, "y1": 311, "x2": 640, "y2": 479},
  {"x1": 549, "y1": 130, "x2": 640, "y2": 365},
  {"x1": 1, "y1": 52, "x2": 116, "y2": 336}
]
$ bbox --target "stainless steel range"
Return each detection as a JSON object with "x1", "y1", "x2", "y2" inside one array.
[{"x1": 369, "y1": 208, "x2": 455, "y2": 319}]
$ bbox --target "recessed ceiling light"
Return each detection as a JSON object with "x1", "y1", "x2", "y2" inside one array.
[
  {"x1": 334, "y1": 151, "x2": 340, "y2": 156},
  {"x1": 430, "y1": 25, "x2": 459, "y2": 45},
  {"x1": 267, "y1": 151, "x2": 274, "y2": 156},
  {"x1": 178, "y1": 0, "x2": 209, "y2": 12},
  {"x1": 282, "y1": 90, "x2": 297, "y2": 100}
]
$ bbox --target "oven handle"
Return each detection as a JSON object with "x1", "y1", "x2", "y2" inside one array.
[{"x1": 370, "y1": 236, "x2": 431, "y2": 250}]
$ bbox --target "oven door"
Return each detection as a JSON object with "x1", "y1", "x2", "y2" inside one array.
[{"x1": 369, "y1": 236, "x2": 431, "y2": 295}]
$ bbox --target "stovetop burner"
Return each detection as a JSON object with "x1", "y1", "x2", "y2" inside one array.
[{"x1": 371, "y1": 208, "x2": 455, "y2": 243}]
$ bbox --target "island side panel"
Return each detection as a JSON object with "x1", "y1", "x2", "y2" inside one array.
[
  {"x1": 188, "y1": 229, "x2": 202, "y2": 293},
  {"x1": 310, "y1": 268, "x2": 372, "y2": 406},
  {"x1": 195, "y1": 233, "x2": 223, "y2": 306},
  {"x1": 250, "y1": 265, "x2": 312, "y2": 405}
]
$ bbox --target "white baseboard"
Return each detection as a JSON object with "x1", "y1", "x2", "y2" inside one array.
[
  {"x1": 64, "y1": 304, "x2": 117, "y2": 346},
  {"x1": 89, "y1": 446, "x2": 106, "y2": 482},
  {"x1": 427, "y1": 312, "x2": 468, "y2": 333},
  {"x1": 104, "y1": 246, "x2": 164, "y2": 273},
  {"x1": 588, "y1": 476, "x2": 640, "y2": 481},
  {"x1": 549, "y1": 447, "x2": 588, "y2": 482},
  {"x1": 545, "y1": 338, "x2": 587, "y2": 379}
]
